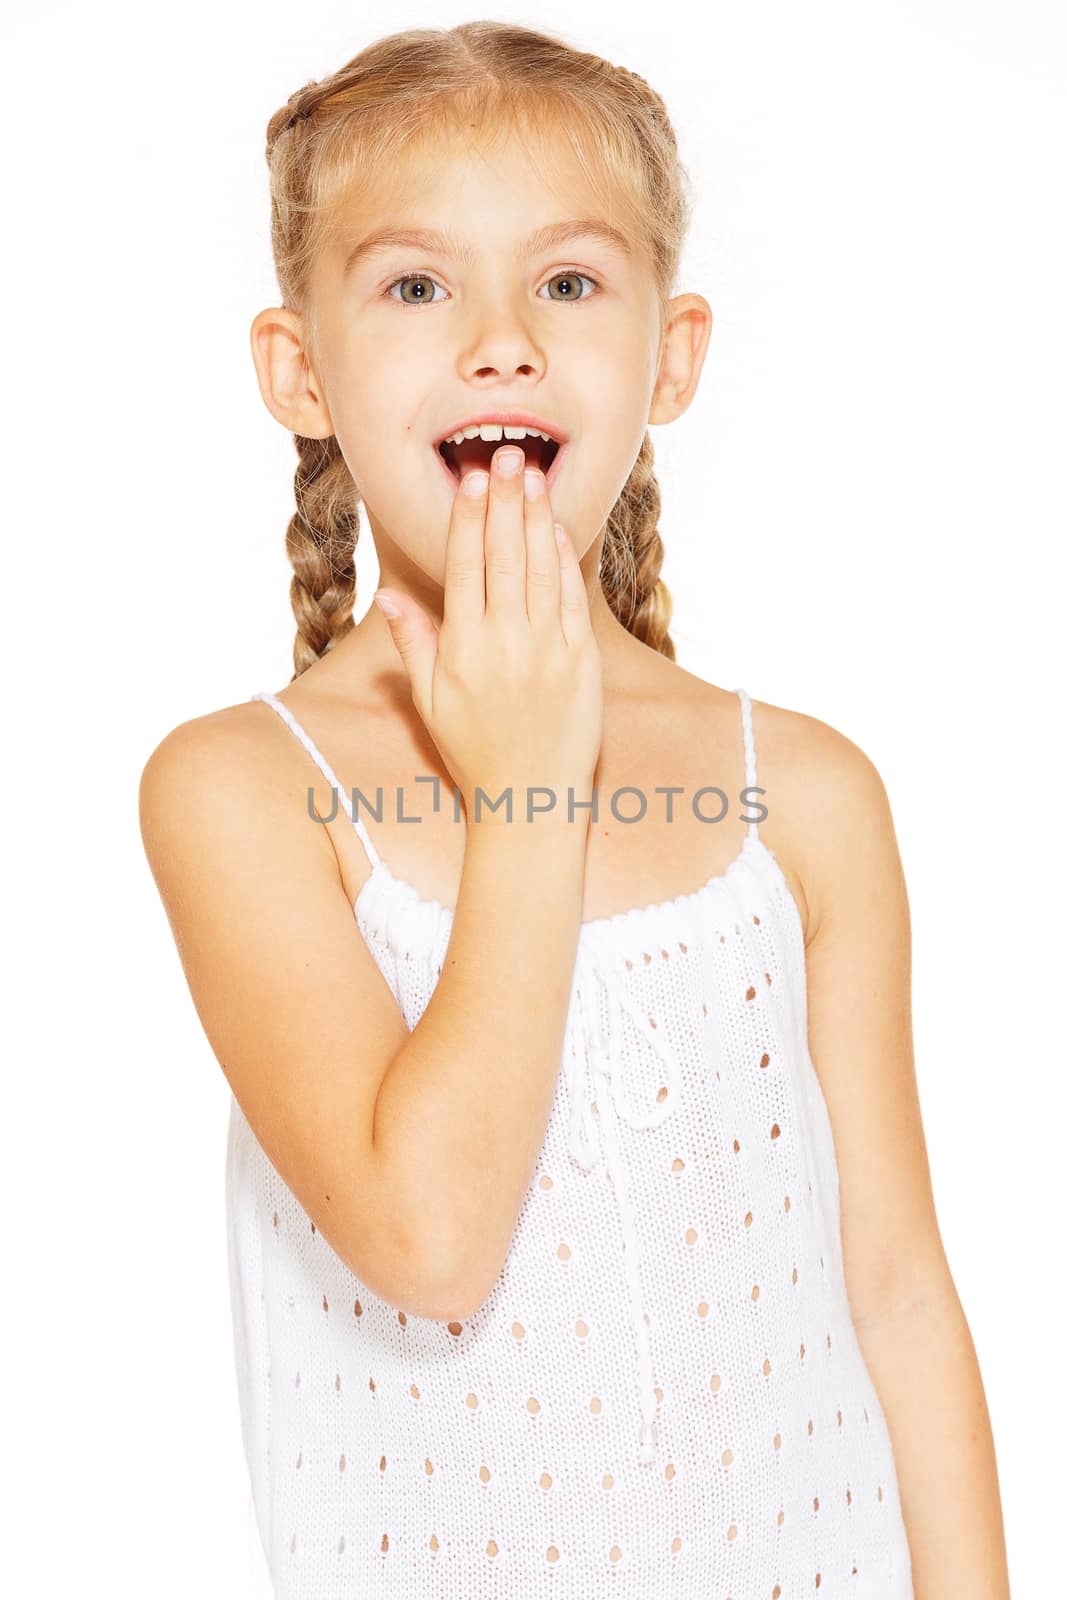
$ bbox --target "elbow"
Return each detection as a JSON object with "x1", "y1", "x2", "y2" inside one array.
[
  {"x1": 363, "y1": 1125, "x2": 496, "y2": 1320},
  {"x1": 427, "y1": 1268, "x2": 494, "y2": 1323},
  {"x1": 405, "y1": 1238, "x2": 492, "y2": 1323},
  {"x1": 422, "y1": 1285, "x2": 489, "y2": 1323},
  {"x1": 368, "y1": 1255, "x2": 488, "y2": 1324},
  {"x1": 344, "y1": 1220, "x2": 487, "y2": 1324}
]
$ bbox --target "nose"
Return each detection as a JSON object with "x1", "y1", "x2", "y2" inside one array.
[{"x1": 459, "y1": 298, "x2": 545, "y2": 383}]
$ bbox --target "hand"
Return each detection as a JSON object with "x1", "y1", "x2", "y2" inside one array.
[{"x1": 374, "y1": 446, "x2": 603, "y2": 826}]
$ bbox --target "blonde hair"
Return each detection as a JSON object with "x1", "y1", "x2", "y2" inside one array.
[{"x1": 264, "y1": 20, "x2": 694, "y2": 679}]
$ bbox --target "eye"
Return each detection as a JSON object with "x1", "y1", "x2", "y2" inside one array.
[
  {"x1": 539, "y1": 270, "x2": 599, "y2": 304},
  {"x1": 383, "y1": 268, "x2": 601, "y2": 308},
  {"x1": 385, "y1": 274, "x2": 446, "y2": 306}
]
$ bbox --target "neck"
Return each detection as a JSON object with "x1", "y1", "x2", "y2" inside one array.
[{"x1": 315, "y1": 524, "x2": 660, "y2": 704}]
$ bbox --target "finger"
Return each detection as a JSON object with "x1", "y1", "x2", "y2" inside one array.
[
  {"x1": 483, "y1": 444, "x2": 527, "y2": 619},
  {"x1": 442, "y1": 467, "x2": 490, "y2": 631},
  {"x1": 373, "y1": 592, "x2": 440, "y2": 718},
  {"x1": 521, "y1": 464, "x2": 561, "y2": 628},
  {"x1": 553, "y1": 524, "x2": 593, "y2": 648}
]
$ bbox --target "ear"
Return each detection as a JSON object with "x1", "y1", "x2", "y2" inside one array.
[
  {"x1": 648, "y1": 293, "x2": 713, "y2": 426},
  {"x1": 249, "y1": 308, "x2": 336, "y2": 439}
]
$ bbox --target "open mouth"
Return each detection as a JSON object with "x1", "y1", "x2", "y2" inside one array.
[{"x1": 436, "y1": 428, "x2": 563, "y2": 483}]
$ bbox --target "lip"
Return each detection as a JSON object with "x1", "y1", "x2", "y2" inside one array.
[{"x1": 432, "y1": 422, "x2": 569, "y2": 496}]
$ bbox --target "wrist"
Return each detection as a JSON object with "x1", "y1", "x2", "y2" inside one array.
[{"x1": 460, "y1": 783, "x2": 596, "y2": 834}]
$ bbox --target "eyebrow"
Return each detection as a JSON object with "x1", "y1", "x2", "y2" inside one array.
[{"x1": 342, "y1": 219, "x2": 633, "y2": 277}]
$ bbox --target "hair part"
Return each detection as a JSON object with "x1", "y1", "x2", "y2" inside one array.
[{"x1": 265, "y1": 20, "x2": 694, "y2": 679}]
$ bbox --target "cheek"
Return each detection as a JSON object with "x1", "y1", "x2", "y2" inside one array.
[
  {"x1": 579, "y1": 339, "x2": 651, "y2": 416},
  {"x1": 345, "y1": 443, "x2": 452, "y2": 569},
  {"x1": 326, "y1": 390, "x2": 409, "y2": 483}
]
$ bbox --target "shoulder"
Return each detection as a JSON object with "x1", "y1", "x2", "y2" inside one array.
[
  {"x1": 633, "y1": 664, "x2": 894, "y2": 943},
  {"x1": 138, "y1": 698, "x2": 338, "y2": 880},
  {"x1": 140, "y1": 700, "x2": 279, "y2": 804},
  {"x1": 753, "y1": 692, "x2": 899, "y2": 945},
  {"x1": 139, "y1": 692, "x2": 348, "y2": 790},
  {"x1": 697, "y1": 684, "x2": 897, "y2": 946}
]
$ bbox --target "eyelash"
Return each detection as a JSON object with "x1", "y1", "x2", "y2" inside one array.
[{"x1": 382, "y1": 268, "x2": 601, "y2": 307}]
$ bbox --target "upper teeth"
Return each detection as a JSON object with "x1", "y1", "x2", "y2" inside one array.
[{"x1": 441, "y1": 423, "x2": 555, "y2": 446}]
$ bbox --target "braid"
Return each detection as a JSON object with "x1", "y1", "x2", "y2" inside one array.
[
  {"x1": 601, "y1": 431, "x2": 676, "y2": 661},
  {"x1": 285, "y1": 433, "x2": 360, "y2": 681}
]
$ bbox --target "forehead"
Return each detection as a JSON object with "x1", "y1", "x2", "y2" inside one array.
[
  {"x1": 403, "y1": 117, "x2": 591, "y2": 191},
  {"x1": 330, "y1": 115, "x2": 632, "y2": 264}
]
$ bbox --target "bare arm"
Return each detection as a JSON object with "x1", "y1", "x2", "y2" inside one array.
[
  {"x1": 372, "y1": 816, "x2": 590, "y2": 1316},
  {"x1": 141, "y1": 445, "x2": 600, "y2": 1326},
  {"x1": 140, "y1": 715, "x2": 590, "y2": 1323},
  {"x1": 795, "y1": 717, "x2": 1011, "y2": 1596}
]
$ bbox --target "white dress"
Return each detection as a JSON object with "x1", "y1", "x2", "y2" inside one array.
[{"x1": 225, "y1": 685, "x2": 914, "y2": 1598}]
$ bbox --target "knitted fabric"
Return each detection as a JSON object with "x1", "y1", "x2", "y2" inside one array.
[{"x1": 225, "y1": 687, "x2": 914, "y2": 1597}]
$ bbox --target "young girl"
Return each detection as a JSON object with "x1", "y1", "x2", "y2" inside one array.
[{"x1": 140, "y1": 20, "x2": 1010, "y2": 1600}]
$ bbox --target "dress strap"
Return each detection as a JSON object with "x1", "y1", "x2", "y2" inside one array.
[
  {"x1": 731, "y1": 686, "x2": 760, "y2": 839},
  {"x1": 250, "y1": 691, "x2": 381, "y2": 871}
]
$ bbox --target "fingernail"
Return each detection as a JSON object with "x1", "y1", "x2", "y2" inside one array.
[
  {"x1": 524, "y1": 468, "x2": 543, "y2": 499},
  {"x1": 554, "y1": 524, "x2": 567, "y2": 546},
  {"x1": 374, "y1": 591, "x2": 400, "y2": 618},
  {"x1": 462, "y1": 470, "x2": 489, "y2": 498},
  {"x1": 494, "y1": 447, "x2": 524, "y2": 476}
]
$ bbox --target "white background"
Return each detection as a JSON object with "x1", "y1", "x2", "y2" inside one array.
[{"x1": 4, "y1": 1, "x2": 1062, "y2": 1594}]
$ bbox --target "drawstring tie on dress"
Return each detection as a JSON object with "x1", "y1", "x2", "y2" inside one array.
[{"x1": 565, "y1": 945, "x2": 685, "y2": 1466}]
